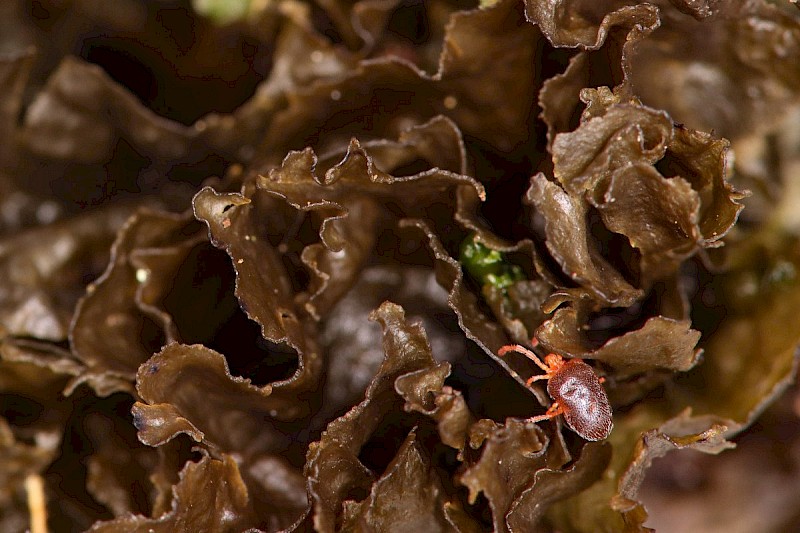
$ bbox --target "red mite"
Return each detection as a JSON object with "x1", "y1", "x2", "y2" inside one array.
[{"x1": 498, "y1": 339, "x2": 612, "y2": 441}]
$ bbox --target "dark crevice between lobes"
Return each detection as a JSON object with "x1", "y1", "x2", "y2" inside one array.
[{"x1": 159, "y1": 241, "x2": 299, "y2": 386}]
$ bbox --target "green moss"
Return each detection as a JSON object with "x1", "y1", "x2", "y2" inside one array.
[{"x1": 460, "y1": 235, "x2": 524, "y2": 292}]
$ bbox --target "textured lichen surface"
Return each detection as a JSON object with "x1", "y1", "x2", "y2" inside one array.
[{"x1": 2, "y1": 1, "x2": 800, "y2": 531}]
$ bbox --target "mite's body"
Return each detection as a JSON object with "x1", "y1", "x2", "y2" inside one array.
[{"x1": 498, "y1": 341, "x2": 613, "y2": 441}]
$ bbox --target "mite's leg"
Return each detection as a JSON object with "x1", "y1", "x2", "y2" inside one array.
[
  {"x1": 527, "y1": 402, "x2": 564, "y2": 424},
  {"x1": 498, "y1": 344, "x2": 549, "y2": 372},
  {"x1": 526, "y1": 373, "x2": 549, "y2": 387}
]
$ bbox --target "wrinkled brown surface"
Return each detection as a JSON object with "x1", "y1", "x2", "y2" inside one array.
[
  {"x1": 2, "y1": 1, "x2": 800, "y2": 532},
  {"x1": 303, "y1": 302, "x2": 454, "y2": 532},
  {"x1": 537, "y1": 307, "x2": 702, "y2": 375},
  {"x1": 339, "y1": 430, "x2": 458, "y2": 532},
  {"x1": 69, "y1": 209, "x2": 198, "y2": 395},
  {"x1": 527, "y1": 173, "x2": 644, "y2": 307},
  {"x1": 0, "y1": 340, "x2": 80, "y2": 532},
  {"x1": 0, "y1": 204, "x2": 136, "y2": 341},
  {"x1": 87, "y1": 453, "x2": 259, "y2": 533},
  {"x1": 628, "y1": 0, "x2": 800, "y2": 140}
]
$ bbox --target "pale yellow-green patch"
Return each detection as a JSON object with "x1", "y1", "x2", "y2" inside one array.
[{"x1": 192, "y1": 0, "x2": 251, "y2": 24}]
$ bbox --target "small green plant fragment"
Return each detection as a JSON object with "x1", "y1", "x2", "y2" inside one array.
[
  {"x1": 192, "y1": 0, "x2": 250, "y2": 24},
  {"x1": 460, "y1": 235, "x2": 524, "y2": 291}
]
